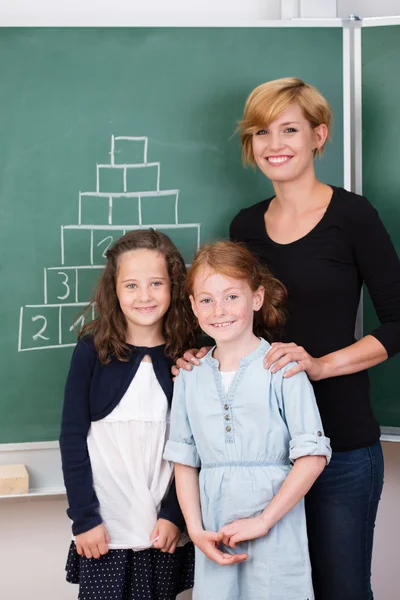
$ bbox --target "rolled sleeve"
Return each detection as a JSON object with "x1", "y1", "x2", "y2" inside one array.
[
  {"x1": 289, "y1": 431, "x2": 332, "y2": 464},
  {"x1": 163, "y1": 371, "x2": 200, "y2": 467},
  {"x1": 164, "y1": 439, "x2": 201, "y2": 467},
  {"x1": 275, "y1": 365, "x2": 332, "y2": 465}
]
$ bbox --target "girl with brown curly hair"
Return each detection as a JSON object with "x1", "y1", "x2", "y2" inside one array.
[
  {"x1": 164, "y1": 240, "x2": 331, "y2": 600},
  {"x1": 60, "y1": 229, "x2": 196, "y2": 600}
]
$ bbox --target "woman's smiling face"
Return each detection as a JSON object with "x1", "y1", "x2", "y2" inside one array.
[{"x1": 252, "y1": 103, "x2": 327, "y2": 184}]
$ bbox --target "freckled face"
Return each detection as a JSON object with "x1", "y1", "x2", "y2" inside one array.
[
  {"x1": 116, "y1": 249, "x2": 171, "y2": 336},
  {"x1": 252, "y1": 103, "x2": 327, "y2": 183},
  {"x1": 190, "y1": 267, "x2": 264, "y2": 345}
]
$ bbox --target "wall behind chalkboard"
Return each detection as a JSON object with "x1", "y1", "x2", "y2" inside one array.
[{"x1": 0, "y1": 27, "x2": 343, "y2": 443}]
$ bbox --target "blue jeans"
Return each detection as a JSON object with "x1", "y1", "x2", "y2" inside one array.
[{"x1": 305, "y1": 441, "x2": 384, "y2": 600}]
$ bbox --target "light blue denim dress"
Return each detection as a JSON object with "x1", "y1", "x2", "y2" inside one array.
[{"x1": 164, "y1": 338, "x2": 331, "y2": 600}]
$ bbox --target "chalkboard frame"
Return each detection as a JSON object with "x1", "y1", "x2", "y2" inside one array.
[
  {"x1": 0, "y1": 23, "x2": 345, "y2": 448},
  {"x1": 1, "y1": 18, "x2": 400, "y2": 499}
]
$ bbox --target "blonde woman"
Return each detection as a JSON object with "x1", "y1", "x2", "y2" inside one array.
[{"x1": 176, "y1": 78, "x2": 400, "y2": 599}]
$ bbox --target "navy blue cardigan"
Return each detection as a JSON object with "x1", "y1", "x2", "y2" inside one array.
[{"x1": 59, "y1": 335, "x2": 185, "y2": 536}]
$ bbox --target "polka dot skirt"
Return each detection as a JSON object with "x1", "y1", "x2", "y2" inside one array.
[{"x1": 65, "y1": 541, "x2": 194, "y2": 600}]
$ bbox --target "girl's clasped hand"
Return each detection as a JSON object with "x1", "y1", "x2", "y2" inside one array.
[
  {"x1": 188, "y1": 529, "x2": 248, "y2": 565},
  {"x1": 190, "y1": 514, "x2": 269, "y2": 565},
  {"x1": 190, "y1": 516, "x2": 269, "y2": 566},
  {"x1": 218, "y1": 515, "x2": 269, "y2": 549},
  {"x1": 149, "y1": 518, "x2": 182, "y2": 554},
  {"x1": 75, "y1": 524, "x2": 110, "y2": 559}
]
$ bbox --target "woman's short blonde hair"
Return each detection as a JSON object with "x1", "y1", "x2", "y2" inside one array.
[{"x1": 239, "y1": 77, "x2": 332, "y2": 166}]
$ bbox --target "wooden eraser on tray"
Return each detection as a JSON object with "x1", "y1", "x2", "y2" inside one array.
[{"x1": 0, "y1": 464, "x2": 29, "y2": 495}]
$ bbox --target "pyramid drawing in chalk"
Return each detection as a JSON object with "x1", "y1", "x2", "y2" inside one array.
[{"x1": 18, "y1": 136, "x2": 201, "y2": 352}]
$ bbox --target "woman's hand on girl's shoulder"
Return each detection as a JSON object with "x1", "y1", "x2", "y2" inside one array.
[
  {"x1": 171, "y1": 347, "x2": 211, "y2": 379},
  {"x1": 75, "y1": 524, "x2": 110, "y2": 559},
  {"x1": 151, "y1": 518, "x2": 181, "y2": 554},
  {"x1": 264, "y1": 342, "x2": 327, "y2": 381}
]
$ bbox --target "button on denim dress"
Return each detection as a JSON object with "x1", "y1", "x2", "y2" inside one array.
[{"x1": 164, "y1": 338, "x2": 331, "y2": 600}]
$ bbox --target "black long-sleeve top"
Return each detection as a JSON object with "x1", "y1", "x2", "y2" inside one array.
[
  {"x1": 230, "y1": 186, "x2": 400, "y2": 451},
  {"x1": 59, "y1": 336, "x2": 185, "y2": 535}
]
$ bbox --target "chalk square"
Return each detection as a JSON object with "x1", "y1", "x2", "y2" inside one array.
[
  {"x1": 114, "y1": 138, "x2": 146, "y2": 165},
  {"x1": 60, "y1": 305, "x2": 90, "y2": 346},
  {"x1": 141, "y1": 193, "x2": 177, "y2": 225},
  {"x1": 112, "y1": 197, "x2": 140, "y2": 226},
  {"x1": 19, "y1": 306, "x2": 60, "y2": 350},
  {"x1": 80, "y1": 195, "x2": 110, "y2": 226},
  {"x1": 92, "y1": 229, "x2": 124, "y2": 265},
  {"x1": 62, "y1": 228, "x2": 92, "y2": 266},
  {"x1": 45, "y1": 269, "x2": 78, "y2": 305},
  {"x1": 126, "y1": 165, "x2": 158, "y2": 193},
  {"x1": 157, "y1": 226, "x2": 199, "y2": 265},
  {"x1": 98, "y1": 167, "x2": 124, "y2": 193},
  {"x1": 76, "y1": 268, "x2": 103, "y2": 303}
]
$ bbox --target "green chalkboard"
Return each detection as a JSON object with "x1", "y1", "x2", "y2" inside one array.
[
  {"x1": 0, "y1": 27, "x2": 344, "y2": 443},
  {"x1": 362, "y1": 25, "x2": 400, "y2": 429}
]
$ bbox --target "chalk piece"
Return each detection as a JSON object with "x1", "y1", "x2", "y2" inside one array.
[{"x1": 0, "y1": 464, "x2": 29, "y2": 495}]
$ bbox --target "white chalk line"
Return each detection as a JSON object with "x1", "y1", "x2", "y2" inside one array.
[
  {"x1": 19, "y1": 343, "x2": 77, "y2": 352},
  {"x1": 25, "y1": 303, "x2": 88, "y2": 308},
  {"x1": 18, "y1": 308, "x2": 23, "y2": 352},
  {"x1": 63, "y1": 224, "x2": 200, "y2": 230},
  {"x1": 98, "y1": 162, "x2": 159, "y2": 169},
  {"x1": 44, "y1": 268, "x2": 47, "y2": 304},
  {"x1": 110, "y1": 135, "x2": 115, "y2": 167},
  {"x1": 114, "y1": 136, "x2": 148, "y2": 142},
  {"x1": 58, "y1": 305, "x2": 62, "y2": 345},
  {"x1": 78, "y1": 192, "x2": 82, "y2": 225},
  {"x1": 47, "y1": 265, "x2": 104, "y2": 270},
  {"x1": 108, "y1": 197, "x2": 112, "y2": 225},
  {"x1": 61, "y1": 226, "x2": 65, "y2": 266},
  {"x1": 81, "y1": 190, "x2": 179, "y2": 198},
  {"x1": 175, "y1": 192, "x2": 179, "y2": 225},
  {"x1": 90, "y1": 229, "x2": 94, "y2": 266},
  {"x1": 75, "y1": 269, "x2": 79, "y2": 304},
  {"x1": 138, "y1": 197, "x2": 142, "y2": 225}
]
